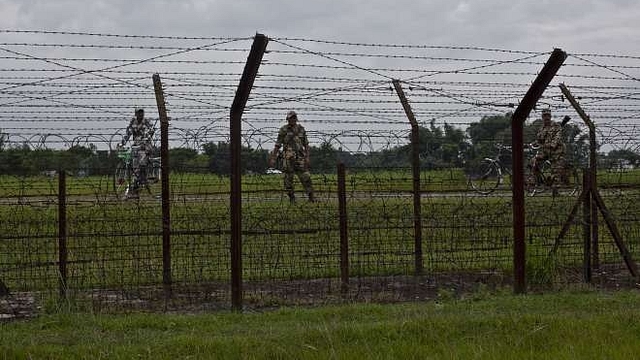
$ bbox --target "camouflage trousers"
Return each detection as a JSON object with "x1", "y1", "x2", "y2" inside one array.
[
  {"x1": 131, "y1": 146, "x2": 149, "y2": 192},
  {"x1": 283, "y1": 156, "x2": 313, "y2": 195}
]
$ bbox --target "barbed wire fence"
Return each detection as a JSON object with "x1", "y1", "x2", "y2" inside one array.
[{"x1": 0, "y1": 30, "x2": 639, "y2": 315}]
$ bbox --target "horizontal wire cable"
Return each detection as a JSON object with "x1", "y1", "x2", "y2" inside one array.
[{"x1": 1, "y1": 30, "x2": 639, "y2": 152}]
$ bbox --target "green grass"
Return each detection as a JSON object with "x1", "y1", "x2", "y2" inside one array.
[
  {"x1": 2, "y1": 184, "x2": 639, "y2": 292},
  {"x1": 2, "y1": 290, "x2": 640, "y2": 359},
  {"x1": 1, "y1": 168, "x2": 639, "y2": 197},
  {"x1": 1, "y1": 169, "x2": 640, "y2": 308},
  {"x1": 0, "y1": 168, "x2": 472, "y2": 198}
]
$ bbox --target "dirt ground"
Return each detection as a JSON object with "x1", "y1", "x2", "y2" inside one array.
[{"x1": 1, "y1": 263, "x2": 638, "y2": 320}]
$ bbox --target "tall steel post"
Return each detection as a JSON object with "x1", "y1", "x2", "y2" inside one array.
[
  {"x1": 392, "y1": 79, "x2": 423, "y2": 275},
  {"x1": 153, "y1": 73, "x2": 172, "y2": 298},
  {"x1": 229, "y1": 34, "x2": 269, "y2": 310},
  {"x1": 511, "y1": 49, "x2": 567, "y2": 293}
]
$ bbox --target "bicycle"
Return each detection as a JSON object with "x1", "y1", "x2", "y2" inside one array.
[
  {"x1": 467, "y1": 143, "x2": 513, "y2": 195},
  {"x1": 525, "y1": 144, "x2": 580, "y2": 197},
  {"x1": 467, "y1": 143, "x2": 580, "y2": 196},
  {"x1": 113, "y1": 146, "x2": 161, "y2": 199}
]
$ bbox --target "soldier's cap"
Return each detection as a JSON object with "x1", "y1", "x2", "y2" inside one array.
[
  {"x1": 286, "y1": 110, "x2": 297, "y2": 120},
  {"x1": 541, "y1": 109, "x2": 551, "y2": 116}
]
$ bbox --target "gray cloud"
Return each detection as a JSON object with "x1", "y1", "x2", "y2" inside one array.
[
  {"x1": 3, "y1": 0, "x2": 639, "y2": 54},
  {"x1": 1, "y1": 0, "x2": 639, "y2": 153}
]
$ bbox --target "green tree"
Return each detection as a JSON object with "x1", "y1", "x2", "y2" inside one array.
[
  {"x1": 310, "y1": 141, "x2": 338, "y2": 173},
  {"x1": 243, "y1": 146, "x2": 269, "y2": 174},
  {"x1": 412, "y1": 120, "x2": 468, "y2": 169},
  {"x1": 353, "y1": 120, "x2": 470, "y2": 170},
  {"x1": 0, "y1": 148, "x2": 30, "y2": 175},
  {"x1": 169, "y1": 148, "x2": 199, "y2": 172},
  {"x1": 466, "y1": 113, "x2": 512, "y2": 161},
  {"x1": 202, "y1": 142, "x2": 230, "y2": 174},
  {"x1": 202, "y1": 142, "x2": 268, "y2": 175},
  {"x1": 441, "y1": 122, "x2": 468, "y2": 167},
  {"x1": 0, "y1": 129, "x2": 6, "y2": 151},
  {"x1": 603, "y1": 149, "x2": 640, "y2": 170},
  {"x1": 65, "y1": 145, "x2": 97, "y2": 175}
]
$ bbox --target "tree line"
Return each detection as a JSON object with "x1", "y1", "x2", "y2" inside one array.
[{"x1": 0, "y1": 113, "x2": 637, "y2": 176}]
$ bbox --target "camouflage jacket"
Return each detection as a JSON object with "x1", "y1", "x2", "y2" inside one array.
[
  {"x1": 123, "y1": 117, "x2": 154, "y2": 148},
  {"x1": 536, "y1": 122, "x2": 564, "y2": 154},
  {"x1": 276, "y1": 123, "x2": 308, "y2": 158}
]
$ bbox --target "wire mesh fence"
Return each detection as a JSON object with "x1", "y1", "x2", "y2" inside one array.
[
  {"x1": 1, "y1": 30, "x2": 640, "y2": 316},
  {"x1": 2, "y1": 164, "x2": 638, "y2": 315}
]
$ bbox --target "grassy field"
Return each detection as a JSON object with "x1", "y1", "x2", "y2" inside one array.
[
  {"x1": 0, "y1": 167, "x2": 638, "y2": 198},
  {"x1": 3, "y1": 190, "x2": 637, "y2": 288},
  {"x1": 2, "y1": 289, "x2": 640, "y2": 359},
  {"x1": 0, "y1": 168, "x2": 471, "y2": 198},
  {"x1": 1, "y1": 168, "x2": 639, "y2": 308},
  {"x1": 1, "y1": 166, "x2": 638, "y2": 198}
]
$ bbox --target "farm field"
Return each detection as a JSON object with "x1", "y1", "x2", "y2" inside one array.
[
  {"x1": 1, "y1": 167, "x2": 638, "y2": 198},
  {"x1": 1, "y1": 168, "x2": 639, "y2": 311}
]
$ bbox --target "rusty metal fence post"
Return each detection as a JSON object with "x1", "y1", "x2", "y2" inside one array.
[
  {"x1": 337, "y1": 163, "x2": 349, "y2": 294},
  {"x1": 511, "y1": 49, "x2": 567, "y2": 294},
  {"x1": 58, "y1": 170, "x2": 67, "y2": 298},
  {"x1": 559, "y1": 83, "x2": 599, "y2": 267},
  {"x1": 153, "y1": 74, "x2": 172, "y2": 299},
  {"x1": 582, "y1": 168, "x2": 592, "y2": 282},
  {"x1": 559, "y1": 83, "x2": 639, "y2": 279},
  {"x1": 229, "y1": 34, "x2": 269, "y2": 310},
  {"x1": 392, "y1": 80, "x2": 423, "y2": 275}
]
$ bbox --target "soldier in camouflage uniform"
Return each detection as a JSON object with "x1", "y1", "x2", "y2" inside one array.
[
  {"x1": 532, "y1": 109, "x2": 566, "y2": 192},
  {"x1": 269, "y1": 111, "x2": 315, "y2": 203},
  {"x1": 120, "y1": 108, "x2": 155, "y2": 197}
]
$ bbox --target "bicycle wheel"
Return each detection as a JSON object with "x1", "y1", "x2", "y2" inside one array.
[
  {"x1": 564, "y1": 166, "x2": 581, "y2": 196},
  {"x1": 147, "y1": 158, "x2": 161, "y2": 183},
  {"x1": 527, "y1": 160, "x2": 552, "y2": 196},
  {"x1": 469, "y1": 159, "x2": 501, "y2": 195},
  {"x1": 114, "y1": 162, "x2": 131, "y2": 198}
]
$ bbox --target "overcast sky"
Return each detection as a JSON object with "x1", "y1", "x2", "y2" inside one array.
[
  {"x1": 2, "y1": 0, "x2": 639, "y2": 54},
  {"x1": 1, "y1": 0, "x2": 639, "y2": 152}
]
